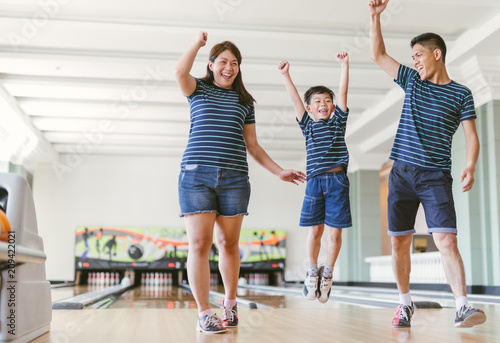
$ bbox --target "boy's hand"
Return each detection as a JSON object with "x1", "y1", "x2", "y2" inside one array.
[
  {"x1": 196, "y1": 31, "x2": 208, "y2": 47},
  {"x1": 368, "y1": 0, "x2": 390, "y2": 17},
  {"x1": 278, "y1": 60, "x2": 290, "y2": 75},
  {"x1": 336, "y1": 51, "x2": 349, "y2": 65}
]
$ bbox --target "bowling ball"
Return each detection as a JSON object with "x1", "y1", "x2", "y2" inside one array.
[
  {"x1": 128, "y1": 243, "x2": 144, "y2": 259},
  {"x1": 0, "y1": 209, "x2": 11, "y2": 242}
]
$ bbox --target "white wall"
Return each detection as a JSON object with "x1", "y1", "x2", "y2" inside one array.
[{"x1": 32, "y1": 154, "x2": 308, "y2": 281}]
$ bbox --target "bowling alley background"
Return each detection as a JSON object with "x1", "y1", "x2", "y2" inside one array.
[{"x1": 75, "y1": 226, "x2": 287, "y2": 283}]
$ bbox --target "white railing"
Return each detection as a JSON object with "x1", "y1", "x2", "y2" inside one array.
[{"x1": 365, "y1": 252, "x2": 447, "y2": 284}]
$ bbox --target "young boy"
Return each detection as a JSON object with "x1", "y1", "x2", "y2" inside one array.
[
  {"x1": 278, "y1": 52, "x2": 351, "y2": 304},
  {"x1": 369, "y1": 0, "x2": 486, "y2": 328}
]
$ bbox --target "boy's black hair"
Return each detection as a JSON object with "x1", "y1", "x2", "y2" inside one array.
[
  {"x1": 303, "y1": 86, "x2": 335, "y2": 105},
  {"x1": 410, "y1": 32, "x2": 447, "y2": 64}
]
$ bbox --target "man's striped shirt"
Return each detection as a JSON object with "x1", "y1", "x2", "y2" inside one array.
[
  {"x1": 181, "y1": 78, "x2": 255, "y2": 173},
  {"x1": 298, "y1": 107, "x2": 349, "y2": 181},
  {"x1": 390, "y1": 64, "x2": 476, "y2": 171}
]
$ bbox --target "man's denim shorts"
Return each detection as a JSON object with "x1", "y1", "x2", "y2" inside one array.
[
  {"x1": 178, "y1": 165, "x2": 250, "y2": 217},
  {"x1": 388, "y1": 161, "x2": 457, "y2": 236},
  {"x1": 299, "y1": 170, "x2": 352, "y2": 228}
]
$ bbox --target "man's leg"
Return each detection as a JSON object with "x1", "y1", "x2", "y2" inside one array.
[
  {"x1": 391, "y1": 234, "x2": 414, "y2": 328},
  {"x1": 433, "y1": 233, "x2": 486, "y2": 327}
]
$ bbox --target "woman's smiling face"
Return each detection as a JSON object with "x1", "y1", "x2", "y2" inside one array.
[{"x1": 209, "y1": 50, "x2": 239, "y2": 89}]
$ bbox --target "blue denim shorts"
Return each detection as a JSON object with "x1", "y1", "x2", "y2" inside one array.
[
  {"x1": 388, "y1": 161, "x2": 456, "y2": 236},
  {"x1": 178, "y1": 165, "x2": 250, "y2": 217},
  {"x1": 299, "y1": 170, "x2": 352, "y2": 228}
]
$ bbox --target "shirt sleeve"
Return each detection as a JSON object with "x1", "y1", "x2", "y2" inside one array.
[
  {"x1": 245, "y1": 104, "x2": 256, "y2": 125},
  {"x1": 330, "y1": 106, "x2": 349, "y2": 127},
  {"x1": 460, "y1": 90, "x2": 477, "y2": 121},
  {"x1": 297, "y1": 110, "x2": 310, "y2": 137},
  {"x1": 186, "y1": 78, "x2": 203, "y2": 101},
  {"x1": 394, "y1": 64, "x2": 418, "y2": 90}
]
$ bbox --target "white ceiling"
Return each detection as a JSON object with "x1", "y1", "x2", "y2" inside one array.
[{"x1": 1, "y1": 0, "x2": 500, "y2": 172}]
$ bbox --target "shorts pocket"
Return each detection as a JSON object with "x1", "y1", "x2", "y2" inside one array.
[{"x1": 334, "y1": 173, "x2": 349, "y2": 187}]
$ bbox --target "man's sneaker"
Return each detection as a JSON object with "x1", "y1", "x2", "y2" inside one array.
[
  {"x1": 318, "y1": 274, "x2": 333, "y2": 304},
  {"x1": 454, "y1": 305, "x2": 486, "y2": 328},
  {"x1": 222, "y1": 302, "x2": 238, "y2": 328},
  {"x1": 302, "y1": 272, "x2": 319, "y2": 300},
  {"x1": 392, "y1": 303, "x2": 414, "y2": 328},
  {"x1": 196, "y1": 313, "x2": 227, "y2": 334}
]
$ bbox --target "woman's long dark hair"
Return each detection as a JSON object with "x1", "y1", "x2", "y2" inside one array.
[{"x1": 200, "y1": 41, "x2": 255, "y2": 105}]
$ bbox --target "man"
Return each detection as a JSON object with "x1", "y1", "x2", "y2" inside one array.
[{"x1": 368, "y1": 0, "x2": 486, "y2": 328}]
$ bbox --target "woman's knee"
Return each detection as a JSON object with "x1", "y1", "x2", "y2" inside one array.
[
  {"x1": 217, "y1": 237, "x2": 239, "y2": 253},
  {"x1": 189, "y1": 238, "x2": 212, "y2": 255}
]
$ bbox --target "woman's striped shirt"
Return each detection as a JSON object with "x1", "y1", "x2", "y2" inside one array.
[{"x1": 181, "y1": 78, "x2": 255, "y2": 173}]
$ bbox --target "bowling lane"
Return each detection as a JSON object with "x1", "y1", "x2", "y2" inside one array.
[
  {"x1": 51, "y1": 284, "x2": 94, "y2": 302},
  {"x1": 110, "y1": 285, "x2": 199, "y2": 309}
]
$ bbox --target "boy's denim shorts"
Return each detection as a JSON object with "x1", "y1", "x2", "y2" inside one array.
[
  {"x1": 388, "y1": 161, "x2": 457, "y2": 236},
  {"x1": 299, "y1": 170, "x2": 352, "y2": 228},
  {"x1": 178, "y1": 165, "x2": 250, "y2": 217}
]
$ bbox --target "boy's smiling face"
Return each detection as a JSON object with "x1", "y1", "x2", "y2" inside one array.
[{"x1": 306, "y1": 93, "x2": 335, "y2": 121}]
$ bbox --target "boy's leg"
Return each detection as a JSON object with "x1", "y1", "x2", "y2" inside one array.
[
  {"x1": 303, "y1": 225, "x2": 324, "y2": 299},
  {"x1": 432, "y1": 233, "x2": 486, "y2": 327},
  {"x1": 307, "y1": 225, "x2": 324, "y2": 265},
  {"x1": 325, "y1": 226, "x2": 342, "y2": 267},
  {"x1": 317, "y1": 226, "x2": 342, "y2": 303}
]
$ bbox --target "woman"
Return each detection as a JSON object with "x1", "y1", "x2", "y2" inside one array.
[{"x1": 174, "y1": 31, "x2": 305, "y2": 334}]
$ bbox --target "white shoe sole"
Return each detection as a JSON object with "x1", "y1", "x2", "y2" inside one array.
[
  {"x1": 454, "y1": 312, "x2": 487, "y2": 328},
  {"x1": 196, "y1": 323, "x2": 227, "y2": 334}
]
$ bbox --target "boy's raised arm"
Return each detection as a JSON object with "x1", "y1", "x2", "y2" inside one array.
[
  {"x1": 336, "y1": 52, "x2": 349, "y2": 112},
  {"x1": 278, "y1": 60, "x2": 306, "y2": 121},
  {"x1": 369, "y1": 0, "x2": 400, "y2": 79}
]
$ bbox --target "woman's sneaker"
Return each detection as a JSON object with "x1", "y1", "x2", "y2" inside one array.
[
  {"x1": 196, "y1": 313, "x2": 227, "y2": 334},
  {"x1": 392, "y1": 303, "x2": 414, "y2": 327},
  {"x1": 222, "y1": 302, "x2": 238, "y2": 328},
  {"x1": 454, "y1": 305, "x2": 486, "y2": 328},
  {"x1": 302, "y1": 272, "x2": 319, "y2": 300}
]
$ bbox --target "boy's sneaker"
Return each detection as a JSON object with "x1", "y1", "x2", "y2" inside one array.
[
  {"x1": 196, "y1": 313, "x2": 227, "y2": 334},
  {"x1": 454, "y1": 305, "x2": 486, "y2": 328},
  {"x1": 318, "y1": 266, "x2": 333, "y2": 304},
  {"x1": 392, "y1": 302, "x2": 414, "y2": 328},
  {"x1": 302, "y1": 272, "x2": 319, "y2": 300},
  {"x1": 222, "y1": 302, "x2": 238, "y2": 328}
]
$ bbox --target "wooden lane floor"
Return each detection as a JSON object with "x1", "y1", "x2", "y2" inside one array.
[
  {"x1": 110, "y1": 285, "x2": 199, "y2": 309},
  {"x1": 51, "y1": 284, "x2": 99, "y2": 301},
  {"x1": 34, "y1": 306, "x2": 499, "y2": 342}
]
